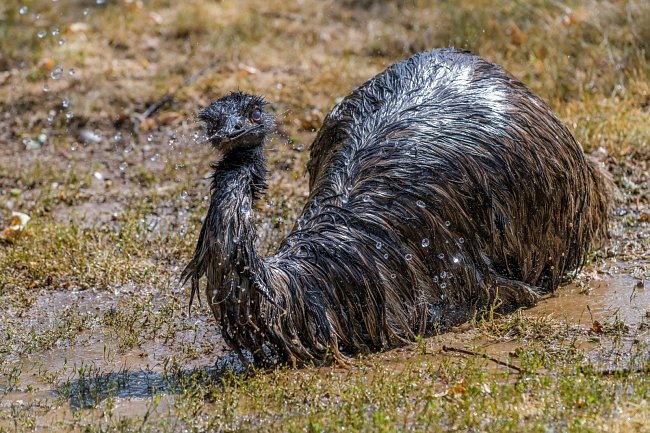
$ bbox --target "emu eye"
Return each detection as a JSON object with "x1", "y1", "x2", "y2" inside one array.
[{"x1": 250, "y1": 108, "x2": 262, "y2": 123}]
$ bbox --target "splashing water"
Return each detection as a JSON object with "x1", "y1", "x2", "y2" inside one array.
[{"x1": 50, "y1": 64, "x2": 64, "y2": 80}]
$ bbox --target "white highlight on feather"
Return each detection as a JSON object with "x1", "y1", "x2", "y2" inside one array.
[
  {"x1": 450, "y1": 65, "x2": 473, "y2": 91},
  {"x1": 480, "y1": 86, "x2": 507, "y2": 115}
]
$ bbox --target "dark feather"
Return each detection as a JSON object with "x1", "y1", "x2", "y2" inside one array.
[{"x1": 182, "y1": 48, "x2": 610, "y2": 366}]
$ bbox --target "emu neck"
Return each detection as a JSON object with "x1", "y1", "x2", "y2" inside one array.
[
  {"x1": 182, "y1": 145, "x2": 269, "y2": 318},
  {"x1": 212, "y1": 147, "x2": 267, "y2": 199},
  {"x1": 201, "y1": 146, "x2": 272, "y2": 358},
  {"x1": 208, "y1": 146, "x2": 267, "y2": 266}
]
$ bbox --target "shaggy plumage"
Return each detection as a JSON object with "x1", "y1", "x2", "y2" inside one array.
[{"x1": 182, "y1": 48, "x2": 610, "y2": 366}]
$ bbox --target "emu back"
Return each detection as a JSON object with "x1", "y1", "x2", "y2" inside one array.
[{"x1": 183, "y1": 48, "x2": 609, "y2": 365}]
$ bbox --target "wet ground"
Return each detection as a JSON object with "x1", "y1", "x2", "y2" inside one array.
[{"x1": 1, "y1": 248, "x2": 647, "y2": 430}]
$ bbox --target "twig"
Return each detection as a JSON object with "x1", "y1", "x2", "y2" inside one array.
[
  {"x1": 133, "y1": 59, "x2": 221, "y2": 132},
  {"x1": 442, "y1": 345, "x2": 527, "y2": 374},
  {"x1": 595, "y1": 366, "x2": 650, "y2": 376}
]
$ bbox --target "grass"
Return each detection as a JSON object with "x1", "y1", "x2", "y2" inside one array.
[{"x1": 0, "y1": 0, "x2": 648, "y2": 431}]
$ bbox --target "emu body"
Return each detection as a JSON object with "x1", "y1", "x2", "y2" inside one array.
[{"x1": 182, "y1": 49, "x2": 609, "y2": 365}]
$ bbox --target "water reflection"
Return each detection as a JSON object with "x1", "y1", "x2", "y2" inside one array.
[{"x1": 56, "y1": 353, "x2": 248, "y2": 410}]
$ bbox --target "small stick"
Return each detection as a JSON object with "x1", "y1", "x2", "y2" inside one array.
[
  {"x1": 133, "y1": 59, "x2": 221, "y2": 131},
  {"x1": 595, "y1": 366, "x2": 650, "y2": 376},
  {"x1": 442, "y1": 345, "x2": 527, "y2": 374}
]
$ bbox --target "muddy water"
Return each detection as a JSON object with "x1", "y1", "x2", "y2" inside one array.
[
  {"x1": 528, "y1": 270, "x2": 649, "y2": 330},
  {"x1": 1, "y1": 270, "x2": 647, "y2": 429}
]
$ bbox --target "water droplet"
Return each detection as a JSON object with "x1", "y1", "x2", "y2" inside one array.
[
  {"x1": 444, "y1": 221, "x2": 451, "y2": 227},
  {"x1": 375, "y1": 241, "x2": 382, "y2": 250},
  {"x1": 65, "y1": 112, "x2": 73, "y2": 120},
  {"x1": 43, "y1": 84, "x2": 50, "y2": 92},
  {"x1": 147, "y1": 134, "x2": 154, "y2": 142},
  {"x1": 68, "y1": 68, "x2": 75, "y2": 77},
  {"x1": 50, "y1": 64, "x2": 63, "y2": 80},
  {"x1": 405, "y1": 253, "x2": 413, "y2": 261},
  {"x1": 440, "y1": 283, "x2": 447, "y2": 289},
  {"x1": 433, "y1": 276, "x2": 439, "y2": 283},
  {"x1": 19, "y1": 6, "x2": 28, "y2": 14},
  {"x1": 61, "y1": 99, "x2": 69, "y2": 108},
  {"x1": 114, "y1": 132, "x2": 122, "y2": 142},
  {"x1": 51, "y1": 27, "x2": 60, "y2": 37},
  {"x1": 362, "y1": 194, "x2": 370, "y2": 202},
  {"x1": 452, "y1": 257, "x2": 460, "y2": 264},
  {"x1": 458, "y1": 237, "x2": 465, "y2": 244},
  {"x1": 83, "y1": 8, "x2": 90, "y2": 16},
  {"x1": 390, "y1": 273, "x2": 396, "y2": 279},
  {"x1": 37, "y1": 30, "x2": 47, "y2": 39},
  {"x1": 119, "y1": 162, "x2": 127, "y2": 171},
  {"x1": 58, "y1": 38, "x2": 66, "y2": 46},
  {"x1": 437, "y1": 253, "x2": 444, "y2": 259},
  {"x1": 47, "y1": 114, "x2": 55, "y2": 123},
  {"x1": 421, "y1": 238, "x2": 429, "y2": 248},
  {"x1": 180, "y1": 190, "x2": 188, "y2": 200},
  {"x1": 383, "y1": 253, "x2": 389, "y2": 259},
  {"x1": 416, "y1": 200, "x2": 426, "y2": 208},
  {"x1": 150, "y1": 153, "x2": 159, "y2": 162},
  {"x1": 70, "y1": 142, "x2": 78, "y2": 151},
  {"x1": 440, "y1": 271, "x2": 447, "y2": 278}
]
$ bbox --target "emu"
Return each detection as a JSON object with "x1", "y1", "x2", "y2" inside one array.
[{"x1": 182, "y1": 48, "x2": 609, "y2": 366}]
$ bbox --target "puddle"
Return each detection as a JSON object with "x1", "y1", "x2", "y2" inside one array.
[
  {"x1": 1, "y1": 267, "x2": 647, "y2": 428},
  {"x1": 527, "y1": 270, "x2": 649, "y2": 332}
]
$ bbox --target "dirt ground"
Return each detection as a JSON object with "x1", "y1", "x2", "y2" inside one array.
[{"x1": 0, "y1": 0, "x2": 648, "y2": 432}]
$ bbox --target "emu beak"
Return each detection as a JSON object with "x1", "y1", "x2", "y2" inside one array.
[
  {"x1": 209, "y1": 115, "x2": 245, "y2": 142},
  {"x1": 207, "y1": 124, "x2": 263, "y2": 145}
]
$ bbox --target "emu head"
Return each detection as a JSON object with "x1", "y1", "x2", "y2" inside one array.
[{"x1": 199, "y1": 92, "x2": 274, "y2": 154}]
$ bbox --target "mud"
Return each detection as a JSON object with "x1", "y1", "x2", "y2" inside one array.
[
  {"x1": 529, "y1": 269, "x2": 649, "y2": 330},
  {"x1": 2, "y1": 271, "x2": 646, "y2": 423}
]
